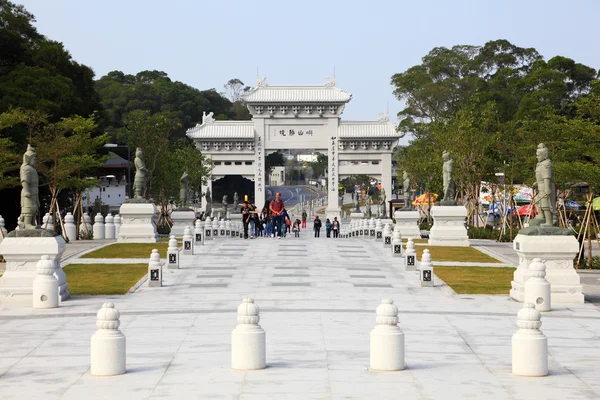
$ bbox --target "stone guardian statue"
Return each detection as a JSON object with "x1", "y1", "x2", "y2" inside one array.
[
  {"x1": 233, "y1": 192, "x2": 240, "y2": 213},
  {"x1": 530, "y1": 143, "x2": 557, "y2": 228},
  {"x1": 365, "y1": 196, "x2": 373, "y2": 218},
  {"x1": 205, "y1": 187, "x2": 212, "y2": 216},
  {"x1": 179, "y1": 170, "x2": 189, "y2": 208},
  {"x1": 132, "y1": 148, "x2": 148, "y2": 200},
  {"x1": 19, "y1": 144, "x2": 40, "y2": 230},
  {"x1": 441, "y1": 150, "x2": 457, "y2": 205},
  {"x1": 222, "y1": 194, "x2": 229, "y2": 216},
  {"x1": 379, "y1": 188, "x2": 387, "y2": 218},
  {"x1": 354, "y1": 190, "x2": 361, "y2": 212},
  {"x1": 402, "y1": 171, "x2": 412, "y2": 210}
]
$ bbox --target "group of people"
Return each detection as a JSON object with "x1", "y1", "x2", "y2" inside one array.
[{"x1": 239, "y1": 192, "x2": 340, "y2": 239}]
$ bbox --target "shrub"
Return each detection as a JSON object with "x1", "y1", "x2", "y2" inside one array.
[{"x1": 157, "y1": 225, "x2": 171, "y2": 235}]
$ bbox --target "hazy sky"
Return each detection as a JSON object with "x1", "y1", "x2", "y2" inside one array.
[{"x1": 17, "y1": 0, "x2": 600, "y2": 129}]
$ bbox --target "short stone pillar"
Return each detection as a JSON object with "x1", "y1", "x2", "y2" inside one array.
[
  {"x1": 83, "y1": 212, "x2": 93, "y2": 232},
  {"x1": 231, "y1": 297, "x2": 266, "y2": 370},
  {"x1": 512, "y1": 303, "x2": 548, "y2": 377},
  {"x1": 194, "y1": 220, "x2": 203, "y2": 245},
  {"x1": 370, "y1": 299, "x2": 405, "y2": 371},
  {"x1": 392, "y1": 229, "x2": 403, "y2": 257},
  {"x1": 225, "y1": 220, "x2": 231, "y2": 237},
  {"x1": 0, "y1": 215, "x2": 7, "y2": 237},
  {"x1": 383, "y1": 224, "x2": 392, "y2": 248},
  {"x1": 212, "y1": 219, "x2": 219, "y2": 238},
  {"x1": 182, "y1": 226, "x2": 194, "y2": 255},
  {"x1": 359, "y1": 220, "x2": 365, "y2": 236},
  {"x1": 32, "y1": 255, "x2": 59, "y2": 309},
  {"x1": 375, "y1": 220, "x2": 383, "y2": 241},
  {"x1": 525, "y1": 258, "x2": 551, "y2": 312},
  {"x1": 64, "y1": 212, "x2": 77, "y2": 242},
  {"x1": 369, "y1": 219, "x2": 376, "y2": 239},
  {"x1": 104, "y1": 215, "x2": 115, "y2": 239},
  {"x1": 91, "y1": 302, "x2": 126, "y2": 376},
  {"x1": 93, "y1": 214, "x2": 105, "y2": 240},
  {"x1": 405, "y1": 238, "x2": 417, "y2": 271},
  {"x1": 148, "y1": 249, "x2": 162, "y2": 287},
  {"x1": 219, "y1": 220, "x2": 226, "y2": 237},
  {"x1": 113, "y1": 214, "x2": 121, "y2": 238},
  {"x1": 167, "y1": 235, "x2": 179, "y2": 270},
  {"x1": 420, "y1": 249, "x2": 434, "y2": 286},
  {"x1": 205, "y1": 218, "x2": 213, "y2": 241}
]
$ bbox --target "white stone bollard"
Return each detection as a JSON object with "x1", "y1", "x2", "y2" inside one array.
[
  {"x1": 104, "y1": 215, "x2": 115, "y2": 239},
  {"x1": 183, "y1": 226, "x2": 194, "y2": 255},
  {"x1": 0, "y1": 214, "x2": 7, "y2": 236},
  {"x1": 392, "y1": 228, "x2": 403, "y2": 257},
  {"x1": 420, "y1": 249, "x2": 434, "y2": 286},
  {"x1": 204, "y1": 218, "x2": 213, "y2": 241},
  {"x1": 93, "y1": 214, "x2": 105, "y2": 240},
  {"x1": 212, "y1": 219, "x2": 219, "y2": 238},
  {"x1": 375, "y1": 219, "x2": 383, "y2": 241},
  {"x1": 369, "y1": 219, "x2": 376, "y2": 239},
  {"x1": 194, "y1": 220, "x2": 203, "y2": 245},
  {"x1": 359, "y1": 220, "x2": 365, "y2": 237},
  {"x1": 512, "y1": 303, "x2": 548, "y2": 376},
  {"x1": 225, "y1": 220, "x2": 231, "y2": 237},
  {"x1": 113, "y1": 214, "x2": 121, "y2": 238},
  {"x1": 63, "y1": 212, "x2": 77, "y2": 242},
  {"x1": 405, "y1": 238, "x2": 417, "y2": 271},
  {"x1": 91, "y1": 302, "x2": 126, "y2": 376},
  {"x1": 232, "y1": 297, "x2": 266, "y2": 370},
  {"x1": 32, "y1": 255, "x2": 59, "y2": 309},
  {"x1": 167, "y1": 235, "x2": 179, "y2": 270},
  {"x1": 525, "y1": 258, "x2": 551, "y2": 312},
  {"x1": 219, "y1": 220, "x2": 226, "y2": 238},
  {"x1": 370, "y1": 299, "x2": 405, "y2": 371},
  {"x1": 148, "y1": 249, "x2": 162, "y2": 287},
  {"x1": 383, "y1": 223, "x2": 392, "y2": 248}
]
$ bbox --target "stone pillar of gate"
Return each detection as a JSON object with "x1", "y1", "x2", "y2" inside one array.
[
  {"x1": 326, "y1": 119, "x2": 341, "y2": 220},
  {"x1": 254, "y1": 125, "x2": 265, "y2": 207},
  {"x1": 381, "y1": 152, "x2": 392, "y2": 211}
]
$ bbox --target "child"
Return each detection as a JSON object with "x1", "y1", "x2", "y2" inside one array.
[{"x1": 292, "y1": 220, "x2": 300, "y2": 237}]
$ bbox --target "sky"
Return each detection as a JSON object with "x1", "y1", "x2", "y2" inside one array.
[{"x1": 16, "y1": 0, "x2": 600, "y2": 138}]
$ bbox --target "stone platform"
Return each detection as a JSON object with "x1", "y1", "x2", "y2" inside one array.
[
  {"x1": 0, "y1": 231, "x2": 599, "y2": 399},
  {"x1": 428, "y1": 205, "x2": 469, "y2": 247},
  {"x1": 117, "y1": 202, "x2": 158, "y2": 243}
]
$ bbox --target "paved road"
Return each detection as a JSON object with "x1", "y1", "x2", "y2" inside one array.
[
  {"x1": 266, "y1": 185, "x2": 326, "y2": 207},
  {"x1": 1, "y1": 232, "x2": 600, "y2": 399}
]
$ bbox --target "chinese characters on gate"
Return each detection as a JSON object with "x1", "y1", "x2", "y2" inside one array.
[
  {"x1": 278, "y1": 129, "x2": 314, "y2": 137},
  {"x1": 330, "y1": 136, "x2": 337, "y2": 192},
  {"x1": 256, "y1": 136, "x2": 263, "y2": 193}
]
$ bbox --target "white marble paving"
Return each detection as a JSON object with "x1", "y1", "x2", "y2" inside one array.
[{"x1": 0, "y1": 233, "x2": 599, "y2": 399}]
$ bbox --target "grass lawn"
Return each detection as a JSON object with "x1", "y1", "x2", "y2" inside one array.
[
  {"x1": 434, "y1": 266, "x2": 514, "y2": 294},
  {"x1": 401, "y1": 238, "x2": 428, "y2": 244},
  {"x1": 414, "y1": 246, "x2": 502, "y2": 263},
  {"x1": 81, "y1": 243, "x2": 170, "y2": 259},
  {"x1": 64, "y1": 263, "x2": 147, "y2": 295}
]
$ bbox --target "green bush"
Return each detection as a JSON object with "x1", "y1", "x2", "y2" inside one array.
[
  {"x1": 576, "y1": 256, "x2": 600, "y2": 269},
  {"x1": 157, "y1": 225, "x2": 171, "y2": 235},
  {"x1": 468, "y1": 226, "x2": 518, "y2": 242}
]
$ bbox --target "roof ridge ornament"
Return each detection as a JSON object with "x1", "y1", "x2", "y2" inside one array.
[
  {"x1": 202, "y1": 111, "x2": 215, "y2": 125},
  {"x1": 324, "y1": 76, "x2": 336, "y2": 88},
  {"x1": 256, "y1": 76, "x2": 268, "y2": 88},
  {"x1": 378, "y1": 112, "x2": 390, "y2": 123}
]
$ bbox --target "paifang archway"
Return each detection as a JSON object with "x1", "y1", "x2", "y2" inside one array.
[{"x1": 186, "y1": 78, "x2": 401, "y2": 219}]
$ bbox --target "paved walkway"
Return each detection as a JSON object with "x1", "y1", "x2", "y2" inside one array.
[{"x1": 1, "y1": 234, "x2": 600, "y2": 399}]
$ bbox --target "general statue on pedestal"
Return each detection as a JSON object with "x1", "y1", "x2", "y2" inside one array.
[
  {"x1": 19, "y1": 144, "x2": 40, "y2": 230},
  {"x1": 179, "y1": 171, "x2": 189, "y2": 208},
  {"x1": 440, "y1": 151, "x2": 458, "y2": 206},
  {"x1": 132, "y1": 148, "x2": 148, "y2": 200}
]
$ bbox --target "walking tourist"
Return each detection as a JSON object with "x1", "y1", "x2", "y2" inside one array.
[
  {"x1": 270, "y1": 192, "x2": 285, "y2": 239},
  {"x1": 313, "y1": 215, "x2": 322, "y2": 238},
  {"x1": 262, "y1": 202, "x2": 272, "y2": 238},
  {"x1": 332, "y1": 217, "x2": 340, "y2": 238},
  {"x1": 325, "y1": 218, "x2": 332, "y2": 238},
  {"x1": 241, "y1": 200, "x2": 251, "y2": 239},
  {"x1": 301, "y1": 210, "x2": 307, "y2": 228},
  {"x1": 292, "y1": 220, "x2": 300, "y2": 237}
]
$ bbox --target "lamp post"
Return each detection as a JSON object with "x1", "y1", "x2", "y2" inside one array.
[{"x1": 103, "y1": 144, "x2": 131, "y2": 199}]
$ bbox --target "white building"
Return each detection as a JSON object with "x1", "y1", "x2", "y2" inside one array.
[
  {"x1": 297, "y1": 154, "x2": 318, "y2": 162},
  {"x1": 186, "y1": 78, "x2": 401, "y2": 219},
  {"x1": 83, "y1": 175, "x2": 127, "y2": 213},
  {"x1": 269, "y1": 166, "x2": 285, "y2": 186}
]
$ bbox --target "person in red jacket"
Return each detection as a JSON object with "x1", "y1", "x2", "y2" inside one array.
[{"x1": 269, "y1": 192, "x2": 285, "y2": 238}]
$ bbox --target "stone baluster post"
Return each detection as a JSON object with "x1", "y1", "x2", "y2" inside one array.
[
  {"x1": 512, "y1": 303, "x2": 548, "y2": 376},
  {"x1": 93, "y1": 214, "x2": 105, "y2": 240},
  {"x1": 91, "y1": 302, "x2": 126, "y2": 376},
  {"x1": 32, "y1": 255, "x2": 59, "y2": 309},
  {"x1": 232, "y1": 297, "x2": 266, "y2": 370},
  {"x1": 525, "y1": 258, "x2": 551, "y2": 312},
  {"x1": 63, "y1": 212, "x2": 77, "y2": 242},
  {"x1": 370, "y1": 299, "x2": 405, "y2": 371}
]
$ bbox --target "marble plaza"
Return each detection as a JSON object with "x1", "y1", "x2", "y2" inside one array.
[{"x1": 1, "y1": 232, "x2": 600, "y2": 399}]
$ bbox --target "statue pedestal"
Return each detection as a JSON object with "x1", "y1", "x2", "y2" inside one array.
[
  {"x1": 170, "y1": 209, "x2": 196, "y2": 237},
  {"x1": 0, "y1": 234, "x2": 69, "y2": 303},
  {"x1": 428, "y1": 206, "x2": 469, "y2": 247},
  {"x1": 326, "y1": 207, "x2": 341, "y2": 221},
  {"x1": 510, "y1": 234, "x2": 583, "y2": 304},
  {"x1": 394, "y1": 210, "x2": 421, "y2": 239},
  {"x1": 350, "y1": 212, "x2": 364, "y2": 220},
  {"x1": 117, "y1": 203, "x2": 158, "y2": 243},
  {"x1": 229, "y1": 213, "x2": 242, "y2": 222}
]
